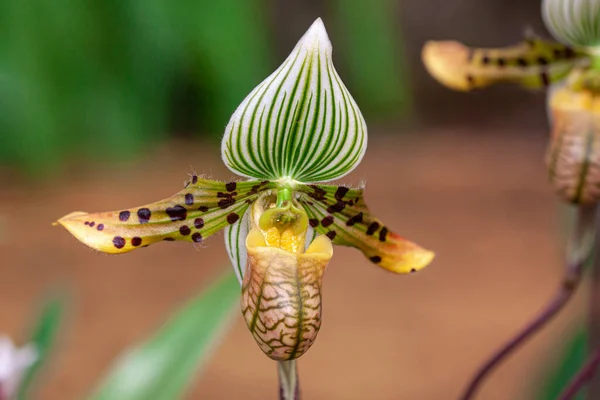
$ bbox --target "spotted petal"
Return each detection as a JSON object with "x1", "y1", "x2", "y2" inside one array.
[
  {"x1": 296, "y1": 183, "x2": 434, "y2": 274},
  {"x1": 543, "y1": 0, "x2": 600, "y2": 48},
  {"x1": 422, "y1": 37, "x2": 589, "y2": 91},
  {"x1": 56, "y1": 178, "x2": 275, "y2": 254},
  {"x1": 221, "y1": 18, "x2": 367, "y2": 183}
]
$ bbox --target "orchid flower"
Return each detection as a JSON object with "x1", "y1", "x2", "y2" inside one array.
[
  {"x1": 422, "y1": 0, "x2": 600, "y2": 205},
  {"x1": 56, "y1": 18, "x2": 434, "y2": 362},
  {"x1": 0, "y1": 336, "x2": 37, "y2": 400},
  {"x1": 421, "y1": 2, "x2": 600, "y2": 398}
]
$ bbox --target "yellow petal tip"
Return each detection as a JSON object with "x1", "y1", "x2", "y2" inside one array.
[{"x1": 422, "y1": 40, "x2": 473, "y2": 91}]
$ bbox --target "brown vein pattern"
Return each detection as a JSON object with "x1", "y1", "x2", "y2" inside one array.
[
  {"x1": 547, "y1": 86, "x2": 600, "y2": 205},
  {"x1": 241, "y1": 246, "x2": 328, "y2": 361}
]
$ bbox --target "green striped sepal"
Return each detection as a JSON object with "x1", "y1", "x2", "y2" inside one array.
[
  {"x1": 221, "y1": 18, "x2": 367, "y2": 183},
  {"x1": 55, "y1": 176, "x2": 275, "y2": 254},
  {"x1": 543, "y1": 0, "x2": 600, "y2": 49},
  {"x1": 296, "y1": 183, "x2": 434, "y2": 274},
  {"x1": 422, "y1": 37, "x2": 589, "y2": 92}
]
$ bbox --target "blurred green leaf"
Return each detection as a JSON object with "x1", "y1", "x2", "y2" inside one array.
[
  {"x1": 331, "y1": 0, "x2": 411, "y2": 119},
  {"x1": 90, "y1": 272, "x2": 239, "y2": 400},
  {"x1": 535, "y1": 327, "x2": 587, "y2": 400},
  {"x1": 16, "y1": 296, "x2": 65, "y2": 400}
]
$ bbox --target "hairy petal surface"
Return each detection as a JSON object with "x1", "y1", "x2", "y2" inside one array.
[
  {"x1": 296, "y1": 183, "x2": 434, "y2": 274},
  {"x1": 543, "y1": 0, "x2": 600, "y2": 48},
  {"x1": 56, "y1": 178, "x2": 275, "y2": 254},
  {"x1": 422, "y1": 37, "x2": 589, "y2": 91},
  {"x1": 221, "y1": 18, "x2": 367, "y2": 183}
]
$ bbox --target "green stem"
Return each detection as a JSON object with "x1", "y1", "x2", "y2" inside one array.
[
  {"x1": 276, "y1": 188, "x2": 292, "y2": 207},
  {"x1": 278, "y1": 360, "x2": 300, "y2": 400},
  {"x1": 587, "y1": 209, "x2": 600, "y2": 399}
]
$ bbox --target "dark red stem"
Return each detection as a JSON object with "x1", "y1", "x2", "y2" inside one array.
[
  {"x1": 558, "y1": 349, "x2": 600, "y2": 400},
  {"x1": 459, "y1": 206, "x2": 596, "y2": 400}
]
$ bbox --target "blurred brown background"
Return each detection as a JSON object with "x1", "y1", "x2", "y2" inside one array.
[{"x1": 0, "y1": 0, "x2": 584, "y2": 399}]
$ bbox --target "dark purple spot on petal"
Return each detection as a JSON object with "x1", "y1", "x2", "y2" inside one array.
[
  {"x1": 335, "y1": 186, "x2": 349, "y2": 200},
  {"x1": 192, "y1": 232, "x2": 203, "y2": 242},
  {"x1": 166, "y1": 205, "x2": 187, "y2": 221},
  {"x1": 326, "y1": 231, "x2": 337, "y2": 240},
  {"x1": 179, "y1": 225, "x2": 191, "y2": 236},
  {"x1": 113, "y1": 236, "x2": 126, "y2": 249},
  {"x1": 367, "y1": 222, "x2": 380, "y2": 236},
  {"x1": 131, "y1": 237, "x2": 142, "y2": 247},
  {"x1": 119, "y1": 211, "x2": 130, "y2": 222},
  {"x1": 97, "y1": 224, "x2": 104, "y2": 231},
  {"x1": 410, "y1": 268, "x2": 417, "y2": 273},
  {"x1": 84, "y1": 221, "x2": 89, "y2": 226},
  {"x1": 321, "y1": 216, "x2": 334, "y2": 228},
  {"x1": 198, "y1": 206, "x2": 209, "y2": 212},
  {"x1": 89, "y1": 221, "x2": 95, "y2": 228},
  {"x1": 218, "y1": 198, "x2": 235, "y2": 209},
  {"x1": 308, "y1": 185, "x2": 327, "y2": 202},
  {"x1": 194, "y1": 218, "x2": 205, "y2": 229},
  {"x1": 184, "y1": 193, "x2": 194, "y2": 206},
  {"x1": 227, "y1": 213, "x2": 240, "y2": 224},
  {"x1": 192, "y1": 175, "x2": 198, "y2": 184},
  {"x1": 327, "y1": 201, "x2": 345, "y2": 214},
  {"x1": 309, "y1": 219, "x2": 319, "y2": 228},
  {"x1": 379, "y1": 227, "x2": 388, "y2": 242},
  {"x1": 163, "y1": 237, "x2": 175, "y2": 241},
  {"x1": 346, "y1": 212, "x2": 363, "y2": 227},
  {"x1": 370, "y1": 256, "x2": 382, "y2": 263},
  {"x1": 226, "y1": 182, "x2": 237, "y2": 192},
  {"x1": 137, "y1": 208, "x2": 151, "y2": 224}
]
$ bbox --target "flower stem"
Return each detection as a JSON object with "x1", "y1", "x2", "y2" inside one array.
[
  {"x1": 458, "y1": 205, "x2": 596, "y2": 400},
  {"x1": 278, "y1": 360, "x2": 300, "y2": 400},
  {"x1": 586, "y1": 209, "x2": 600, "y2": 398},
  {"x1": 558, "y1": 348, "x2": 600, "y2": 400},
  {"x1": 277, "y1": 188, "x2": 293, "y2": 207}
]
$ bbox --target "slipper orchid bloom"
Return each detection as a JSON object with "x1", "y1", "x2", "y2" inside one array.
[{"x1": 57, "y1": 18, "x2": 434, "y2": 361}]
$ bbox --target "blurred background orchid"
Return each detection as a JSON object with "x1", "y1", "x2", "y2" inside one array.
[{"x1": 423, "y1": 0, "x2": 600, "y2": 399}]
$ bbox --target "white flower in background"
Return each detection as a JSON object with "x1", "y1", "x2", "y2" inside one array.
[{"x1": 0, "y1": 336, "x2": 37, "y2": 400}]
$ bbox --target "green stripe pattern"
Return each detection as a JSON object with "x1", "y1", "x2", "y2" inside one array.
[
  {"x1": 221, "y1": 18, "x2": 367, "y2": 183},
  {"x1": 543, "y1": 0, "x2": 600, "y2": 48}
]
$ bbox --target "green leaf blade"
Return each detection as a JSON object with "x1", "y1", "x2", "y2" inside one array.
[
  {"x1": 16, "y1": 296, "x2": 65, "y2": 400},
  {"x1": 90, "y1": 272, "x2": 240, "y2": 400}
]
